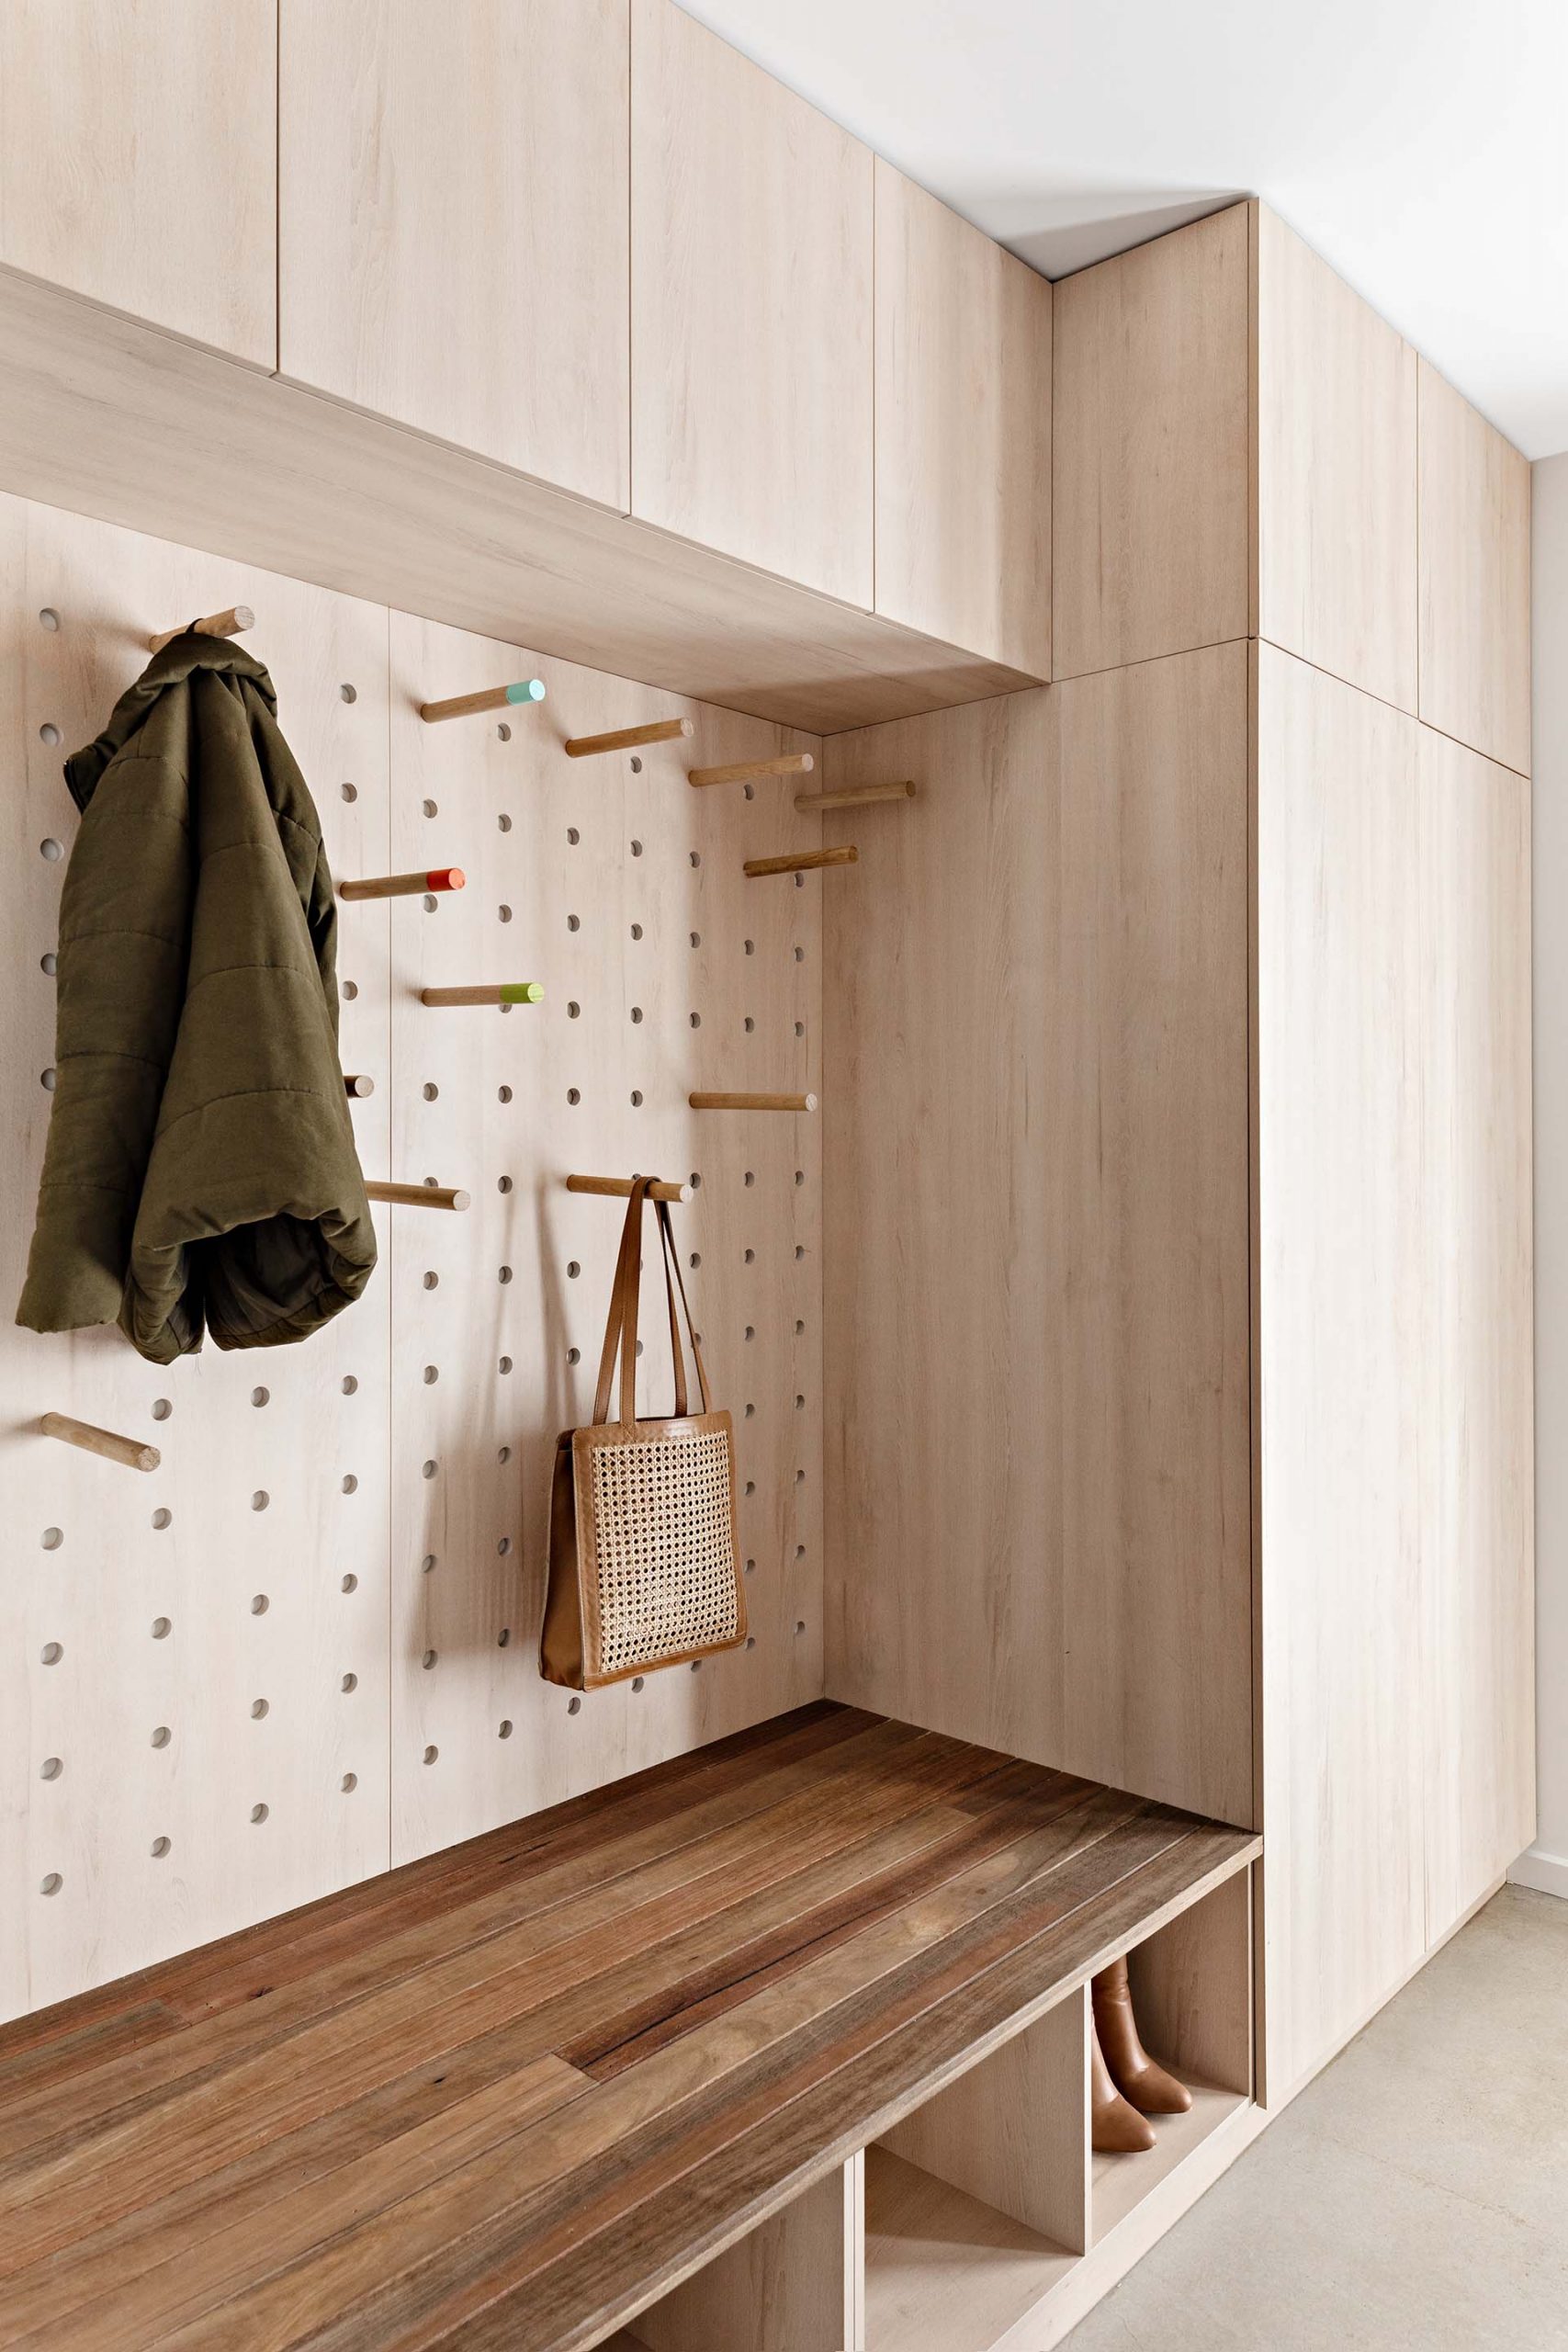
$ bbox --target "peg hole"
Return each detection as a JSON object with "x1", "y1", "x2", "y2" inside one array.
[
  {"x1": 498, "y1": 1535, "x2": 512, "y2": 1555},
  {"x1": 251, "y1": 1802, "x2": 270, "y2": 1822},
  {"x1": 151, "y1": 1397, "x2": 172, "y2": 1420},
  {"x1": 40, "y1": 1527, "x2": 62, "y2": 1552},
  {"x1": 498, "y1": 1265, "x2": 513, "y2": 1284},
  {"x1": 421, "y1": 797, "x2": 437, "y2": 819},
  {"x1": 41, "y1": 1873, "x2": 62, "y2": 1896},
  {"x1": 689, "y1": 1251, "x2": 702, "y2": 1270},
  {"x1": 498, "y1": 1625, "x2": 512, "y2": 1646},
  {"x1": 342, "y1": 1573, "x2": 358, "y2": 1593},
  {"x1": 422, "y1": 1459, "x2": 437, "y2": 1480},
  {"x1": 423, "y1": 1271, "x2": 439, "y2": 1291},
  {"x1": 152, "y1": 1617, "x2": 171, "y2": 1640},
  {"x1": 39, "y1": 1756, "x2": 62, "y2": 1781},
  {"x1": 498, "y1": 903, "x2": 513, "y2": 923},
  {"x1": 342, "y1": 1374, "x2": 359, "y2": 1395},
  {"x1": 38, "y1": 606, "x2": 60, "y2": 630},
  {"x1": 342, "y1": 782, "x2": 358, "y2": 804},
  {"x1": 341, "y1": 1672, "x2": 358, "y2": 1693},
  {"x1": 689, "y1": 1011, "x2": 701, "y2": 1028},
  {"x1": 744, "y1": 1248, "x2": 755, "y2": 1264},
  {"x1": 567, "y1": 1261, "x2": 581, "y2": 1280},
  {"x1": 251, "y1": 1698, "x2": 268, "y2": 1720},
  {"x1": 40, "y1": 838, "x2": 63, "y2": 862},
  {"x1": 630, "y1": 1089, "x2": 643, "y2": 1108},
  {"x1": 795, "y1": 1021, "x2": 805, "y2": 1038},
  {"x1": 422, "y1": 1649, "x2": 437, "y2": 1670},
  {"x1": 499, "y1": 1719, "x2": 513, "y2": 1738},
  {"x1": 499, "y1": 1084, "x2": 513, "y2": 1103},
  {"x1": 423, "y1": 894, "x2": 437, "y2": 911},
  {"x1": 497, "y1": 721, "x2": 511, "y2": 741},
  {"x1": 745, "y1": 1636, "x2": 757, "y2": 1650},
  {"x1": 567, "y1": 1001, "x2": 581, "y2": 1019},
  {"x1": 630, "y1": 922, "x2": 643, "y2": 941},
  {"x1": 152, "y1": 1725, "x2": 172, "y2": 1748},
  {"x1": 567, "y1": 913, "x2": 581, "y2": 933},
  {"x1": 39, "y1": 721, "x2": 61, "y2": 746},
  {"x1": 744, "y1": 939, "x2": 755, "y2": 956},
  {"x1": 339, "y1": 683, "x2": 356, "y2": 704},
  {"x1": 423, "y1": 1745, "x2": 438, "y2": 1765},
  {"x1": 498, "y1": 812, "x2": 513, "y2": 832},
  {"x1": 251, "y1": 1490, "x2": 269, "y2": 1511},
  {"x1": 629, "y1": 755, "x2": 643, "y2": 774},
  {"x1": 423, "y1": 1364, "x2": 439, "y2": 1384},
  {"x1": 568, "y1": 1695, "x2": 582, "y2": 1715},
  {"x1": 630, "y1": 840, "x2": 643, "y2": 858},
  {"x1": 342, "y1": 979, "x2": 358, "y2": 1001},
  {"x1": 251, "y1": 1594, "x2": 269, "y2": 1615},
  {"x1": 341, "y1": 1474, "x2": 358, "y2": 1495},
  {"x1": 422, "y1": 1554, "x2": 436, "y2": 1575},
  {"x1": 630, "y1": 1006, "x2": 643, "y2": 1023},
  {"x1": 689, "y1": 852, "x2": 701, "y2": 868},
  {"x1": 152, "y1": 1507, "x2": 172, "y2": 1531},
  {"x1": 744, "y1": 1015, "x2": 755, "y2": 1033},
  {"x1": 499, "y1": 1355, "x2": 513, "y2": 1375},
  {"x1": 40, "y1": 1068, "x2": 56, "y2": 1091},
  {"x1": 251, "y1": 1386, "x2": 269, "y2": 1408},
  {"x1": 423, "y1": 1081, "x2": 438, "y2": 1102},
  {"x1": 567, "y1": 1346, "x2": 581, "y2": 1366},
  {"x1": 631, "y1": 1676, "x2": 645, "y2": 1693},
  {"x1": 498, "y1": 1174, "x2": 513, "y2": 1194},
  {"x1": 41, "y1": 951, "x2": 58, "y2": 976},
  {"x1": 567, "y1": 1087, "x2": 581, "y2": 1106},
  {"x1": 342, "y1": 1772, "x2": 358, "y2": 1792}
]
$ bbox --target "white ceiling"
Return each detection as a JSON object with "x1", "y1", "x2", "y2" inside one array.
[{"x1": 680, "y1": 0, "x2": 1568, "y2": 460}]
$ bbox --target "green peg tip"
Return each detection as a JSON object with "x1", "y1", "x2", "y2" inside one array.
[
  {"x1": 500, "y1": 982, "x2": 544, "y2": 1005},
  {"x1": 504, "y1": 678, "x2": 547, "y2": 706}
]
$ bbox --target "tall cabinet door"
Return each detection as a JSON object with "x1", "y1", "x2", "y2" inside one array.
[
  {"x1": 0, "y1": 0, "x2": 276, "y2": 364},
  {"x1": 1255, "y1": 643, "x2": 1427, "y2": 2103},
  {"x1": 630, "y1": 0, "x2": 874, "y2": 605},
  {"x1": 1419, "y1": 729, "x2": 1534, "y2": 1939},
  {"x1": 280, "y1": 0, "x2": 631, "y2": 508}
]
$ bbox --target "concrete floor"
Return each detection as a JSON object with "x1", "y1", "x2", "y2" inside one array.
[{"x1": 1066, "y1": 1886, "x2": 1568, "y2": 2350}]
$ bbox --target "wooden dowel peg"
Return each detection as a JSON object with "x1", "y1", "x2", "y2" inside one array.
[
  {"x1": 568, "y1": 1174, "x2": 688, "y2": 1204},
  {"x1": 564, "y1": 718, "x2": 694, "y2": 759},
  {"x1": 39, "y1": 1411, "x2": 160, "y2": 1473},
  {"x1": 148, "y1": 604, "x2": 254, "y2": 656},
  {"x1": 364, "y1": 1181, "x2": 470, "y2": 1211},
  {"x1": 419, "y1": 680, "x2": 547, "y2": 723},
  {"x1": 689, "y1": 1091, "x2": 818, "y2": 1114},
  {"x1": 743, "y1": 847, "x2": 858, "y2": 879},
  {"x1": 795, "y1": 780, "x2": 916, "y2": 812},
  {"x1": 340, "y1": 866, "x2": 465, "y2": 902},
  {"x1": 687, "y1": 752, "x2": 815, "y2": 789},
  {"x1": 419, "y1": 982, "x2": 543, "y2": 1008},
  {"x1": 344, "y1": 1073, "x2": 375, "y2": 1098}
]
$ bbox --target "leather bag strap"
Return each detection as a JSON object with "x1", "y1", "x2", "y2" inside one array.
[
  {"x1": 656, "y1": 1198, "x2": 714, "y2": 1416},
  {"x1": 592, "y1": 1176, "x2": 653, "y2": 1426}
]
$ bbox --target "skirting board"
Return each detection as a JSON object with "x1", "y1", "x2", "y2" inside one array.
[{"x1": 1508, "y1": 1846, "x2": 1568, "y2": 1901}]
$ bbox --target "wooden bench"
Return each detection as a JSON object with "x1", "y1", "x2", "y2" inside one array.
[{"x1": 0, "y1": 1703, "x2": 1258, "y2": 2351}]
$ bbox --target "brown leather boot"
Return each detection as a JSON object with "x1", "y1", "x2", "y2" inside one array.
[
  {"x1": 1091, "y1": 1955, "x2": 1192, "y2": 2117},
  {"x1": 1090, "y1": 2018, "x2": 1156, "y2": 2153}
]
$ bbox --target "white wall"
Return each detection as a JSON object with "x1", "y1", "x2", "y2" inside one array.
[{"x1": 1516, "y1": 450, "x2": 1568, "y2": 1900}]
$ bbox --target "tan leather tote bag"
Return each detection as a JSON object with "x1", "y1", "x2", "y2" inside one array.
[{"x1": 540, "y1": 1175, "x2": 744, "y2": 1690}]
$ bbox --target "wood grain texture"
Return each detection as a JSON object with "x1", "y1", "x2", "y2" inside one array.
[
  {"x1": 0, "y1": 0, "x2": 276, "y2": 366},
  {"x1": 1417, "y1": 359, "x2": 1531, "y2": 775},
  {"x1": 873, "y1": 162, "x2": 1052, "y2": 675},
  {"x1": 634, "y1": 2158, "x2": 862, "y2": 2352},
  {"x1": 0, "y1": 1704, "x2": 1255, "y2": 2351},
  {"x1": 1254, "y1": 643, "x2": 1427, "y2": 2100},
  {"x1": 0, "y1": 266, "x2": 1037, "y2": 734},
  {"x1": 823, "y1": 663, "x2": 1253, "y2": 1829},
  {"x1": 630, "y1": 0, "x2": 874, "y2": 606},
  {"x1": 1255, "y1": 204, "x2": 1418, "y2": 712},
  {"x1": 280, "y1": 0, "x2": 630, "y2": 509},
  {"x1": 1052, "y1": 205, "x2": 1251, "y2": 681},
  {"x1": 879, "y1": 1984, "x2": 1089, "y2": 2252},
  {"x1": 1416, "y1": 728, "x2": 1534, "y2": 1940}
]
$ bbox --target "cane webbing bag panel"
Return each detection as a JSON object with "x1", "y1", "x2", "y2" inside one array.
[{"x1": 540, "y1": 1176, "x2": 744, "y2": 1691}]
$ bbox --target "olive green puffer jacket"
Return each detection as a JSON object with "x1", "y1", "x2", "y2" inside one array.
[{"x1": 16, "y1": 633, "x2": 376, "y2": 1363}]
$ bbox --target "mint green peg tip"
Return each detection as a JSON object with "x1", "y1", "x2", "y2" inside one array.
[{"x1": 504, "y1": 678, "x2": 547, "y2": 706}]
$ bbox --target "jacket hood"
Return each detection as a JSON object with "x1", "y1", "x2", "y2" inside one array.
[{"x1": 64, "y1": 632, "x2": 279, "y2": 812}]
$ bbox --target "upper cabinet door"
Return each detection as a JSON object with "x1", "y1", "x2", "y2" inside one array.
[
  {"x1": 874, "y1": 164, "x2": 1051, "y2": 676},
  {"x1": 1256, "y1": 206, "x2": 1417, "y2": 715},
  {"x1": 1053, "y1": 205, "x2": 1251, "y2": 682},
  {"x1": 0, "y1": 0, "x2": 276, "y2": 366},
  {"x1": 280, "y1": 0, "x2": 630, "y2": 511},
  {"x1": 630, "y1": 0, "x2": 874, "y2": 607},
  {"x1": 1417, "y1": 360, "x2": 1531, "y2": 776}
]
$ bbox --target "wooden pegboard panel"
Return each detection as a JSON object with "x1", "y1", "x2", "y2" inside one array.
[
  {"x1": 0, "y1": 500, "x2": 395, "y2": 2018},
  {"x1": 0, "y1": 501, "x2": 829, "y2": 2015},
  {"x1": 386, "y1": 616, "x2": 825, "y2": 1862}
]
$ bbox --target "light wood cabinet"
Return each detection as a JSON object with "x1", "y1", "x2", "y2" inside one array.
[
  {"x1": 1256, "y1": 207, "x2": 1418, "y2": 712},
  {"x1": 629, "y1": 0, "x2": 874, "y2": 605},
  {"x1": 279, "y1": 0, "x2": 630, "y2": 509},
  {"x1": 0, "y1": 0, "x2": 276, "y2": 366},
  {"x1": 1254, "y1": 644, "x2": 1428, "y2": 2100},
  {"x1": 873, "y1": 164, "x2": 1051, "y2": 675},
  {"x1": 1419, "y1": 728, "x2": 1534, "y2": 1935},
  {"x1": 1052, "y1": 205, "x2": 1251, "y2": 680},
  {"x1": 1417, "y1": 359, "x2": 1531, "y2": 775}
]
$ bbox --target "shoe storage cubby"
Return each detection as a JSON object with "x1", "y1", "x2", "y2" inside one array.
[{"x1": 612, "y1": 1855, "x2": 1255, "y2": 2352}]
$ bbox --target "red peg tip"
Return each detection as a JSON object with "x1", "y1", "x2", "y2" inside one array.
[{"x1": 426, "y1": 867, "x2": 466, "y2": 892}]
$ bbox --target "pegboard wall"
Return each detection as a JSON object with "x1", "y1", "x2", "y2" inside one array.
[{"x1": 0, "y1": 497, "x2": 825, "y2": 2021}]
